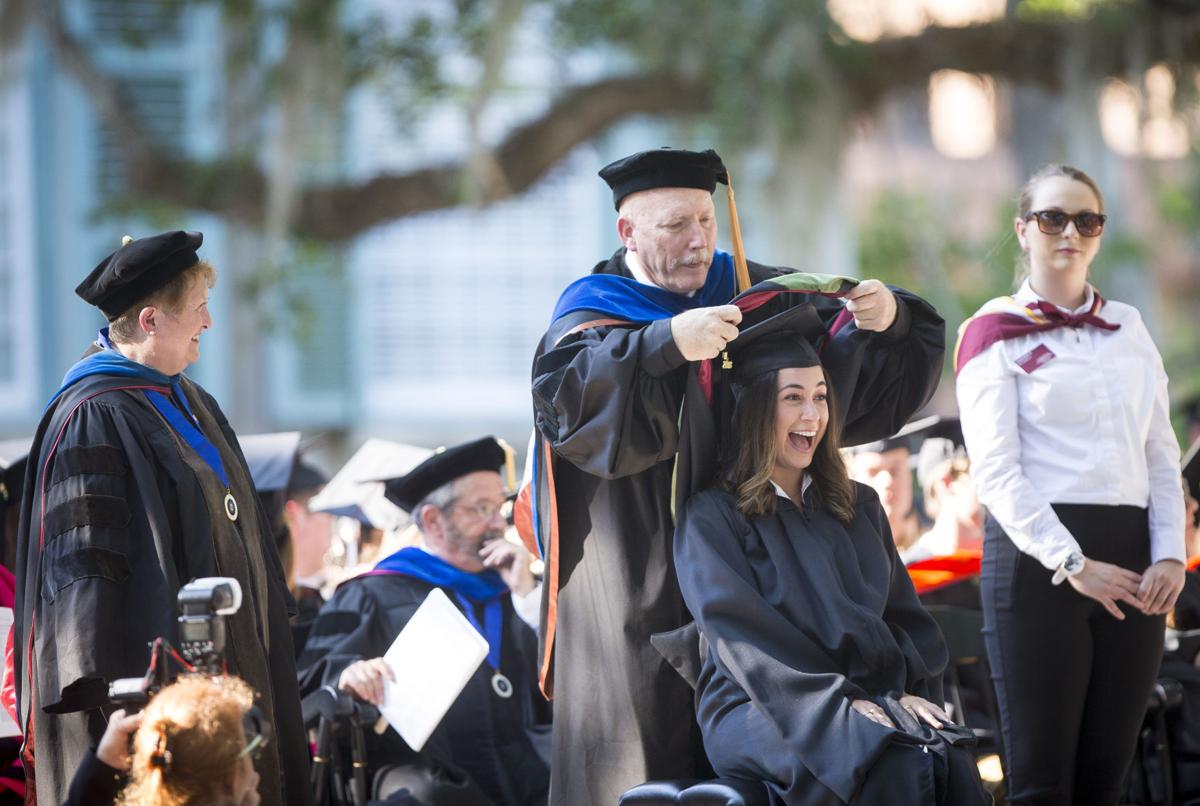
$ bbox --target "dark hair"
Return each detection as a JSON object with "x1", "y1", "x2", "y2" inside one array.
[
  {"x1": 1015, "y1": 163, "x2": 1105, "y2": 283},
  {"x1": 108, "y1": 261, "x2": 217, "y2": 342},
  {"x1": 722, "y1": 366, "x2": 856, "y2": 523}
]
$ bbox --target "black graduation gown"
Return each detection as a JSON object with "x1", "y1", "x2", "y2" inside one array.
[
  {"x1": 529, "y1": 249, "x2": 945, "y2": 805},
  {"x1": 13, "y1": 370, "x2": 311, "y2": 806},
  {"x1": 297, "y1": 573, "x2": 551, "y2": 806},
  {"x1": 674, "y1": 484, "x2": 986, "y2": 805}
]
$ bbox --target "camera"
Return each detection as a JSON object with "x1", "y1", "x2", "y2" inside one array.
[
  {"x1": 108, "y1": 577, "x2": 243, "y2": 708},
  {"x1": 177, "y1": 576, "x2": 243, "y2": 674}
]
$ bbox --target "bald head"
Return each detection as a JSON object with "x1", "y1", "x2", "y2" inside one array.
[{"x1": 616, "y1": 187, "x2": 717, "y2": 295}]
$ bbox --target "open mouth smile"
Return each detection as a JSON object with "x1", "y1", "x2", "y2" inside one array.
[{"x1": 788, "y1": 430, "x2": 816, "y2": 451}]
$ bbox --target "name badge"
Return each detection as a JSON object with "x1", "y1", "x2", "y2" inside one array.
[{"x1": 1016, "y1": 343, "x2": 1056, "y2": 374}]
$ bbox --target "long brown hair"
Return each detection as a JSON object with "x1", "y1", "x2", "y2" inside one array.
[
  {"x1": 119, "y1": 676, "x2": 254, "y2": 806},
  {"x1": 722, "y1": 366, "x2": 856, "y2": 523}
]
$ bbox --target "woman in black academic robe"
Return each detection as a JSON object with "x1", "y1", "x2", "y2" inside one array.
[{"x1": 673, "y1": 317, "x2": 989, "y2": 805}]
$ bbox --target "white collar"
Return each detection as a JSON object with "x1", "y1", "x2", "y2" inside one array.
[
  {"x1": 770, "y1": 475, "x2": 813, "y2": 505},
  {"x1": 624, "y1": 251, "x2": 697, "y2": 298},
  {"x1": 1015, "y1": 279, "x2": 1095, "y2": 314}
]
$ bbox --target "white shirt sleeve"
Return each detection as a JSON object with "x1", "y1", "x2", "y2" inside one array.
[
  {"x1": 511, "y1": 582, "x2": 543, "y2": 629},
  {"x1": 1134, "y1": 317, "x2": 1187, "y2": 565},
  {"x1": 956, "y1": 343, "x2": 1081, "y2": 570}
]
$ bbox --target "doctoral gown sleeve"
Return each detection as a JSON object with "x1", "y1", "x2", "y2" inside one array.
[
  {"x1": 296, "y1": 580, "x2": 418, "y2": 695},
  {"x1": 673, "y1": 492, "x2": 895, "y2": 803},
  {"x1": 33, "y1": 398, "x2": 182, "y2": 714},
  {"x1": 865, "y1": 491, "x2": 948, "y2": 702},
  {"x1": 531, "y1": 317, "x2": 688, "y2": 479},
  {"x1": 821, "y1": 287, "x2": 946, "y2": 447}
]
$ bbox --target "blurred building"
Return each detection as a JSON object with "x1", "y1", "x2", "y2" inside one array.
[{"x1": 0, "y1": 0, "x2": 615, "y2": 453}]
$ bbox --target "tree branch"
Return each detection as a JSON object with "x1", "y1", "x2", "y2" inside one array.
[
  {"x1": 34, "y1": 0, "x2": 1200, "y2": 242},
  {"x1": 292, "y1": 72, "x2": 710, "y2": 240},
  {"x1": 832, "y1": 7, "x2": 1200, "y2": 109}
]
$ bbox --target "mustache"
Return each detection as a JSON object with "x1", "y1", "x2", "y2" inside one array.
[{"x1": 676, "y1": 250, "x2": 710, "y2": 264}]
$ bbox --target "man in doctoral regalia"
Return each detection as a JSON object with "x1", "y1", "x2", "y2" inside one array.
[
  {"x1": 524, "y1": 147, "x2": 947, "y2": 804},
  {"x1": 11, "y1": 232, "x2": 311, "y2": 806},
  {"x1": 298, "y1": 437, "x2": 550, "y2": 806}
]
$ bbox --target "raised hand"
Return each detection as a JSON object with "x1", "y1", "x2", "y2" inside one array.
[
  {"x1": 844, "y1": 280, "x2": 898, "y2": 332},
  {"x1": 670, "y1": 305, "x2": 743, "y2": 361}
]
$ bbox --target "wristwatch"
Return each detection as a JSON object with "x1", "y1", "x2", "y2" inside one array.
[{"x1": 1051, "y1": 551, "x2": 1086, "y2": 585}]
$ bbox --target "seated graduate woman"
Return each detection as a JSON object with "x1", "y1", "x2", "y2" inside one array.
[{"x1": 672, "y1": 310, "x2": 990, "y2": 806}]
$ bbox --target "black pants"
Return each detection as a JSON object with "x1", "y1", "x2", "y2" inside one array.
[{"x1": 981, "y1": 504, "x2": 1165, "y2": 805}]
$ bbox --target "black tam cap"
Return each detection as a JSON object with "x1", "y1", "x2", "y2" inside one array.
[
  {"x1": 76, "y1": 230, "x2": 204, "y2": 319},
  {"x1": 725, "y1": 303, "x2": 826, "y2": 387},
  {"x1": 599, "y1": 147, "x2": 729, "y2": 211},
  {"x1": 382, "y1": 437, "x2": 505, "y2": 512}
]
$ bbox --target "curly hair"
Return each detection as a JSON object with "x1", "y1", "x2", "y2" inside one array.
[{"x1": 119, "y1": 676, "x2": 255, "y2": 806}]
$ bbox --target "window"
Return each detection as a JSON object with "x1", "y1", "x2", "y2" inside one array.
[
  {"x1": 95, "y1": 75, "x2": 185, "y2": 198},
  {"x1": 89, "y1": 0, "x2": 181, "y2": 44},
  {"x1": 0, "y1": 69, "x2": 37, "y2": 415},
  {"x1": 358, "y1": 147, "x2": 605, "y2": 424}
]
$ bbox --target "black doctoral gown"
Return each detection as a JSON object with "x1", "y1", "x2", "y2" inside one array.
[
  {"x1": 13, "y1": 370, "x2": 311, "y2": 806},
  {"x1": 297, "y1": 573, "x2": 551, "y2": 806},
  {"x1": 674, "y1": 484, "x2": 986, "y2": 805},
  {"x1": 529, "y1": 248, "x2": 946, "y2": 805}
]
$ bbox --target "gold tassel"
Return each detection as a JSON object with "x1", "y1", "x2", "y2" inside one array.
[
  {"x1": 497, "y1": 438, "x2": 518, "y2": 494},
  {"x1": 725, "y1": 169, "x2": 752, "y2": 294}
]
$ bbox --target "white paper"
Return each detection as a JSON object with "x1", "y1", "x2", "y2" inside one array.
[
  {"x1": 379, "y1": 588, "x2": 489, "y2": 751},
  {"x1": 0, "y1": 609, "x2": 19, "y2": 738}
]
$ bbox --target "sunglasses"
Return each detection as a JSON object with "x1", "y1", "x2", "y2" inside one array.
[{"x1": 1025, "y1": 209, "x2": 1107, "y2": 237}]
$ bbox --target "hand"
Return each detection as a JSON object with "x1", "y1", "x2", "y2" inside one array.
[
  {"x1": 898, "y1": 694, "x2": 951, "y2": 729},
  {"x1": 670, "y1": 305, "x2": 742, "y2": 361},
  {"x1": 96, "y1": 708, "x2": 143, "y2": 771},
  {"x1": 481, "y1": 537, "x2": 536, "y2": 595},
  {"x1": 338, "y1": 658, "x2": 395, "y2": 706},
  {"x1": 844, "y1": 280, "x2": 897, "y2": 332},
  {"x1": 850, "y1": 699, "x2": 894, "y2": 728},
  {"x1": 1136, "y1": 559, "x2": 1185, "y2": 616},
  {"x1": 1066, "y1": 558, "x2": 1142, "y2": 620}
]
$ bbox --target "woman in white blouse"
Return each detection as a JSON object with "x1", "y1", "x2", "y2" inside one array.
[{"x1": 956, "y1": 164, "x2": 1186, "y2": 805}]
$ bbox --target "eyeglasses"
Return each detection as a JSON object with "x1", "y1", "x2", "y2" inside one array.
[
  {"x1": 449, "y1": 500, "x2": 509, "y2": 522},
  {"x1": 1025, "y1": 210, "x2": 1107, "y2": 237}
]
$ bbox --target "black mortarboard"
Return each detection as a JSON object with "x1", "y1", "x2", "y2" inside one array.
[
  {"x1": 382, "y1": 437, "x2": 505, "y2": 512},
  {"x1": 599, "y1": 148, "x2": 729, "y2": 211},
  {"x1": 242, "y1": 432, "x2": 329, "y2": 496},
  {"x1": 76, "y1": 230, "x2": 204, "y2": 319},
  {"x1": 902, "y1": 416, "x2": 967, "y2": 491},
  {"x1": 724, "y1": 303, "x2": 826, "y2": 386},
  {"x1": 1184, "y1": 437, "x2": 1200, "y2": 503},
  {"x1": 243, "y1": 432, "x2": 304, "y2": 495},
  {"x1": 242, "y1": 432, "x2": 330, "y2": 549}
]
